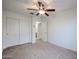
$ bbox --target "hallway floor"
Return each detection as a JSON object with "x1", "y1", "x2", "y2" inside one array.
[{"x1": 3, "y1": 41, "x2": 77, "y2": 59}]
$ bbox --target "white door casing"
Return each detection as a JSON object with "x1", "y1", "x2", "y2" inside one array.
[{"x1": 32, "y1": 16, "x2": 48, "y2": 43}]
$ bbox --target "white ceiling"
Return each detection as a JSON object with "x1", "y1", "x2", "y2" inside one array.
[{"x1": 2, "y1": 0, "x2": 77, "y2": 14}]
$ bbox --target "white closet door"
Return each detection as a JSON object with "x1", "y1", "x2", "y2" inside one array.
[
  {"x1": 20, "y1": 17, "x2": 31, "y2": 44},
  {"x1": 2, "y1": 12, "x2": 7, "y2": 49},
  {"x1": 6, "y1": 17, "x2": 19, "y2": 47}
]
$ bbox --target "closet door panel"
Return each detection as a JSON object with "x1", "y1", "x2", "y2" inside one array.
[
  {"x1": 20, "y1": 17, "x2": 31, "y2": 44},
  {"x1": 2, "y1": 12, "x2": 7, "y2": 49},
  {"x1": 6, "y1": 18, "x2": 19, "y2": 47}
]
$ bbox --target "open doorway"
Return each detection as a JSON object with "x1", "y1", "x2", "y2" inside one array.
[
  {"x1": 35, "y1": 21, "x2": 41, "y2": 42},
  {"x1": 32, "y1": 20, "x2": 48, "y2": 43}
]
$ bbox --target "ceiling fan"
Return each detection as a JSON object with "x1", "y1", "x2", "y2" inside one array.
[{"x1": 27, "y1": 1, "x2": 55, "y2": 16}]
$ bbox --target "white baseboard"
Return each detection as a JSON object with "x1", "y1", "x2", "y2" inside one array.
[
  {"x1": 69, "y1": 48, "x2": 77, "y2": 52},
  {"x1": 48, "y1": 41, "x2": 77, "y2": 52},
  {"x1": 2, "y1": 41, "x2": 32, "y2": 50}
]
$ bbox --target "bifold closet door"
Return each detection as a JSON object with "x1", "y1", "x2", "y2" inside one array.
[
  {"x1": 20, "y1": 17, "x2": 31, "y2": 44},
  {"x1": 6, "y1": 18, "x2": 19, "y2": 47}
]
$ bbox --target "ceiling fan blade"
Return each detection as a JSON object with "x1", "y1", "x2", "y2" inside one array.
[
  {"x1": 45, "y1": 9, "x2": 55, "y2": 11},
  {"x1": 36, "y1": 13, "x2": 39, "y2": 16},
  {"x1": 27, "y1": 8, "x2": 38, "y2": 11},
  {"x1": 42, "y1": 3, "x2": 44, "y2": 7},
  {"x1": 38, "y1": 1, "x2": 42, "y2": 7},
  {"x1": 45, "y1": 13, "x2": 49, "y2": 16},
  {"x1": 42, "y1": 4, "x2": 45, "y2": 10},
  {"x1": 30, "y1": 12, "x2": 34, "y2": 15}
]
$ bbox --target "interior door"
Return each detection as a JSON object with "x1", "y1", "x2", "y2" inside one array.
[
  {"x1": 41, "y1": 22, "x2": 48, "y2": 42},
  {"x1": 6, "y1": 17, "x2": 19, "y2": 47},
  {"x1": 38, "y1": 21, "x2": 48, "y2": 42}
]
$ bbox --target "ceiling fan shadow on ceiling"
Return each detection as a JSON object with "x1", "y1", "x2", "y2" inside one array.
[{"x1": 27, "y1": 1, "x2": 55, "y2": 16}]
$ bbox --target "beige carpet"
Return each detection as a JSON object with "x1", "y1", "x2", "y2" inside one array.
[{"x1": 3, "y1": 41, "x2": 77, "y2": 59}]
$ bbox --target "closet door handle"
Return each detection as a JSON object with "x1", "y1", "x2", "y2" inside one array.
[{"x1": 6, "y1": 33, "x2": 8, "y2": 35}]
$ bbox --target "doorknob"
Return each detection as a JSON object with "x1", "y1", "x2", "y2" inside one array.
[{"x1": 6, "y1": 33, "x2": 8, "y2": 35}]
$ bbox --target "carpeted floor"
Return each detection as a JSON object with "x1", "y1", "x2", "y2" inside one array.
[{"x1": 2, "y1": 40, "x2": 77, "y2": 59}]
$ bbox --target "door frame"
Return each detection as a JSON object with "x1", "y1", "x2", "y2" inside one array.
[{"x1": 31, "y1": 16, "x2": 48, "y2": 43}]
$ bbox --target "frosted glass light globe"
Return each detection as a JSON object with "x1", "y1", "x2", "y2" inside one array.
[{"x1": 38, "y1": 10, "x2": 45, "y2": 15}]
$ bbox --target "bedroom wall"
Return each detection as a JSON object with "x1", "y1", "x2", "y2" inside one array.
[
  {"x1": 2, "y1": 10, "x2": 32, "y2": 49},
  {"x1": 48, "y1": 8, "x2": 77, "y2": 51}
]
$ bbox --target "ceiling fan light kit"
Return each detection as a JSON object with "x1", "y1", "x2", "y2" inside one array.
[
  {"x1": 27, "y1": 1, "x2": 55, "y2": 16},
  {"x1": 38, "y1": 10, "x2": 45, "y2": 15}
]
